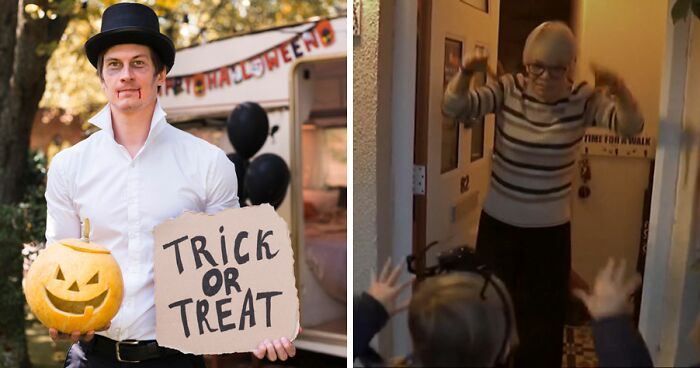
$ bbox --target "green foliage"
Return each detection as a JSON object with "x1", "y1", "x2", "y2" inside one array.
[
  {"x1": 0, "y1": 151, "x2": 47, "y2": 338},
  {"x1": 36, "y1": 40, "x2": 59, "y2": 57},
  {"x1": 17, "y1": 151, "x2": 49, "y2": 244},
  {"x1": 0, "y1": 203, "x2": 25, "y2": 341}
]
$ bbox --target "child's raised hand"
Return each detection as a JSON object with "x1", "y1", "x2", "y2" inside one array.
[
  {"x1": 573, "y1": 258, "x2": 641, "y2": 320},
  {"x1": 367, "y1": 258, "x2": 414, "y2": 315}
]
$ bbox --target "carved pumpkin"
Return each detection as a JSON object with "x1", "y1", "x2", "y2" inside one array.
[{"x1": 24, "y1": 219, "x2": 123, "y2": 333}]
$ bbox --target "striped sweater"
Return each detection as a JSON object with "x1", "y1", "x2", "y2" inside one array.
[{"x1": 443, "y1": 73, "x2": 643, "y2": 228}]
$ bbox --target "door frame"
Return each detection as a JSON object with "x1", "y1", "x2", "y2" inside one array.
[
  {"x1": 638, "y1": 7, "x2": 693, "y2": 365},
  {"x1": 288, "y1": 54, "x2": 348, "y2": 358},
  {"x1": 412, "y1": 0, "x2": 432, "y2": 278}
]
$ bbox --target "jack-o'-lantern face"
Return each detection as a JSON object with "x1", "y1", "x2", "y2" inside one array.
[
  {"x1": 24, "y1": 238, "x2": 123, "y2": 334},
  {"x1": 45, "y1": 265, "x2": 108, "y2": 315}
]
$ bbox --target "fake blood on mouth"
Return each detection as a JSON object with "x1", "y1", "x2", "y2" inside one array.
[{"x1": 118, "y1": 89, "x2": 141, "y2": 99}]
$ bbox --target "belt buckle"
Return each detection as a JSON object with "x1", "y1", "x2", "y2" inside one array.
[{"x1": 116, "y1": 340, "x2": 140, "y2": 363}]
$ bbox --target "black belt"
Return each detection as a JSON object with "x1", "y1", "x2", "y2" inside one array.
[{"x1": 92, "y1": 335, "x2": 182, "y2": 363}]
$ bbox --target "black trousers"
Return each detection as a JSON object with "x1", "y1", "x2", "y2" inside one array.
[
  {"x1": 64, "y1": 338, "x2": 206, "y2": 368},
  {"x1": 476, "y1": 211, "x2": 570, "y2": 368}
]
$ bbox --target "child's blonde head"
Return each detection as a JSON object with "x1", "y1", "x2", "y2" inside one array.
[{"x1": 408, "y1": 272, "x2": 518, "y2": 367}]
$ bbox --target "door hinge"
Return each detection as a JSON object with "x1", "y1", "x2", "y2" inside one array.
[{"x1": 413, "y1": 165, "x2": 426, "y2": 195}]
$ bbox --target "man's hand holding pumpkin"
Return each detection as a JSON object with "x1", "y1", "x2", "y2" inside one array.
[{"x1": 48, "y1": 321, "x2": 111, "y2": 343}]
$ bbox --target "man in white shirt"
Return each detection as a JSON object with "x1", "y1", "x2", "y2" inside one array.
[{"x1": 45, "y1": 3, "x2": 296, "y2": 366}]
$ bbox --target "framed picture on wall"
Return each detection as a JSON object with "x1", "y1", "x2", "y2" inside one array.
[
  {"x1": 441, "y1": 37, "x2": 463, "y2": 173},
  {"x1": 468, "y1": 43, "x2": 487, "y2": 162}
]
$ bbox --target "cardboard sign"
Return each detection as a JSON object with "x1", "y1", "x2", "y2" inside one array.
[
  {"x1": 581, "y1": 129, "x2": 656, "y2": 158},
  {"x1": 153, "y1": 204, "x2": 299, "y2": 354}
]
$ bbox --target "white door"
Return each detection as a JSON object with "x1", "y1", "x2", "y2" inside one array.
[{"x1": 422, "y1": 0, "x2": 501, "y2": 261}]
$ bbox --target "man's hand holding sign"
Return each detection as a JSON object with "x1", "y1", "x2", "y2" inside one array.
[{"x1": 154, "y1": 204, "x2": 299, "y2": 358}]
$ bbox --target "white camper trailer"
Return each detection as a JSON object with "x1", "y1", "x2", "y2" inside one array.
[{"x1": 160, "y1": 17, "x2": 347, "y2": 359}]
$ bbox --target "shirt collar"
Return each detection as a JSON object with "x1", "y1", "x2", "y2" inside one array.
[{"x1": 88, "y1": 99, "x2": 168, "y2": 141}]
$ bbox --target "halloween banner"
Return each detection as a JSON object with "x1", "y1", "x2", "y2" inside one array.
[
  {"x1": 161, "y1": 20, "x2": 335, "y2": 98},
  {"x1": 153, "y1": 204, "x2": 299, "y2": 354}
]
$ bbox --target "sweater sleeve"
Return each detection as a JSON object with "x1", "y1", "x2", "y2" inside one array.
[
  {"x1": 353, "y1": 292, "x2": 390, "y2": 360},
  {"x1": 443, "y1": 72, "x2": 509, "y2": 124},
  {"x1": 584, "y1": 89, "x2": 644, "y2": 137},
  {"x1": 591, "y1": 315, "x2": 653, "y2": 367}
]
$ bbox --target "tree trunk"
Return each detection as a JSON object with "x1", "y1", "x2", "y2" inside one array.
[
  {"x1": 0, "y1": 1, "x2": 70, "y2": 366},
  {"x1": 1, "y1": 0, "x2": 70, "y2": 204},
  {"x1": 0, "y1": 1, "x2": 19, "y2": 204}
]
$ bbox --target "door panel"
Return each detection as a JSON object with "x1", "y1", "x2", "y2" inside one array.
[{"x1": 424, "y1": 0, "x2": 500, "y2": 261}]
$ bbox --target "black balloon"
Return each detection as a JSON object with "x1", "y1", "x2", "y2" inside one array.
[
  {"x1": 245, "y1": 153, "x2": 290, "y2": 209},
  {"x1": 226, "y1": 153, "x2": 249, "y2": 205},
  {"x1": 227, "y1": 102, "x2": 269, "y2": 159}
]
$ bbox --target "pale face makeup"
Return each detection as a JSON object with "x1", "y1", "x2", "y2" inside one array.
[{"x1": 100, "y1": 44, "x2": 165, "y2": 113}]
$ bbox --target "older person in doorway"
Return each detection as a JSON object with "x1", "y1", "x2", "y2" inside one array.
[{"x1": 443, "y1": 21, "x2": 644, "y2": 367}]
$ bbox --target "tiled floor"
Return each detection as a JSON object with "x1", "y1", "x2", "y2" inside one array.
[{"x1": 562, "y1": 325, "x2": 598, "y2": 368}]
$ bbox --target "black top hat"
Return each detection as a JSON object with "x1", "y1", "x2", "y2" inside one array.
[{"x1": 85, "y1": 3, "x2": 175, "y2": 72}]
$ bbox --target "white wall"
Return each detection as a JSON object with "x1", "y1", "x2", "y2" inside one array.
[
  {"x1": 389, "y1": 0, "x2": 417, "y2": 358},
  {"x1": 352, "y1": 0, "x2": 398, "y2": 358},
  {"x1": 354, "y1": 0, "x2": 383, "y2": 294}
]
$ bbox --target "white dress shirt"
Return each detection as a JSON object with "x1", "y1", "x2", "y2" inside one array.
[{"x1": 45, "y1": 100, "x2": 239, "y2": 341}]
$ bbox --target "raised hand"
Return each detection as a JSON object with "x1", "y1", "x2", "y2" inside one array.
[
  {"x1": 573, "y1": 258, "x2": 641, "y2": 320},
  {"x1": 367, "y1": 258, "x2": 414, "y2": 315},
  {"x1": 591, "y1": 62, "x2": 623, "y2": 93},
  {"x1": 462, "y1": 47, "x2": 489, "y2": 73}
]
